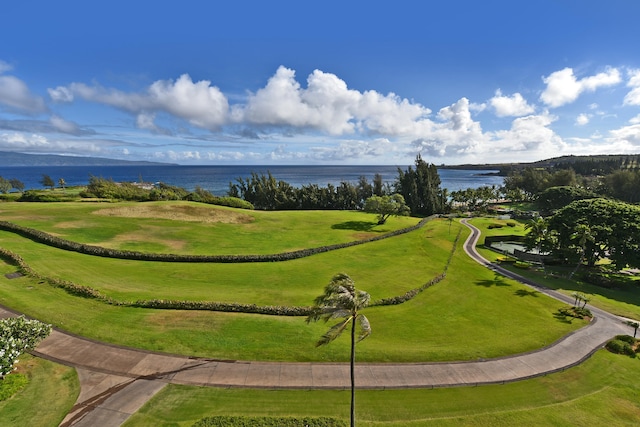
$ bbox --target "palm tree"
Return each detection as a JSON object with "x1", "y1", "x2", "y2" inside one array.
[
  {"x1": 626, "y1": 321, "x2": 639, "y2": 338},
  {"x1": 568, "y1": 223, "x2": 594, "y2": 279},
  {"x1": 306, "y1": 273, "x2": 371, "y2": 427},
  {"x1": 524, "y1": 216, "x2": 551, "y2": 275}
]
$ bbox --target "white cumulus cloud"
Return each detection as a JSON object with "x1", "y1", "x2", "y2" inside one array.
[
  {"x1": 0, "y1": 71, "x2": 47, "y2": 113},
  {"x1": 540, "y1": 67, "x2": 621, "y2": 108},
  {"x1": 490, "y1": 90, "x2": 535, "y2": 117},
  {"x1": 623, "y1": 68, "x2": 640, "y2": 106},
  {"x1": 51, "y1": 74, "x2": 229, "y2": 130},
  {"x1": 234, "y1": 66, "x2": 433, "y2": 137},
  {"x1": 575, "y1": 113, "x2": 590, "y2": 126}
]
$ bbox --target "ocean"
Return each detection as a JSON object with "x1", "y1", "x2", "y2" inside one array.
[{"x1": 0, "y1": 165, "x2": 503, "y2": 196}]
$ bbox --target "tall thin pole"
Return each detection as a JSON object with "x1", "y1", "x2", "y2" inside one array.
[{"x1": 350, "y1": 314, "x2": 356, "y2": 427}]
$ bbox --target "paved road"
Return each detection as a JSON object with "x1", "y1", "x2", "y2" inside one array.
[{"x1": 1, "y1": 219, "x2": 633, "y2": 426}]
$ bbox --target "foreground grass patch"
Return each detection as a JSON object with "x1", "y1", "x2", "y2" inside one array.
[
  {"x1": 0, "y1": 355, "x2": 78, "y2": 427},
  {"x1": 123, "y1": 350, "x2": 640, "y2": 427}
]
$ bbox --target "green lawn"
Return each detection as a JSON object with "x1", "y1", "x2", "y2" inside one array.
[
  {"x1": 0, "y1": 203, "x2": 638, "y2": 425},
  {"x1": 0, "y1": 200, "x2": 419, "y2": 255},
  {"x1": 0, "y1": 355, "x2": 78, "y2": 427},
  {"x1": 0, "y1": 219, "x2": 444, "y2": 305},
  {"x1": 123, "y1": 350, "x2": 640, "y2": 427}
]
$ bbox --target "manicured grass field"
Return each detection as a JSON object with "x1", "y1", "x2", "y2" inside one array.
[
  {"x1": 0, "y1": 201, "x2": 419, "y2": 255},
  {"x1": 0, "y1": 202, "x2": 585, "y2": 362},
  {"x1": 0, "y1": 219, "x2": 444, "y2": 305},
  {"x1": 123, "y1": 350, "x2": 640, "y2": 427}
]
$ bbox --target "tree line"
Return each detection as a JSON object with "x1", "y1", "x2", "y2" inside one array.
[{"x1": 228, "y1": 154, "x2": 446, "y2": 216}]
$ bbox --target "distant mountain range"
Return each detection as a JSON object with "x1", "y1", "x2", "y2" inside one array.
[
  {"x1": 0, "y1": 151, "x2": 173, "y2": 167},
  {"x1": 441, "y1": 154, "x2": 640, "y2": 171},
  {"x1": 1, "y1": 150, "x2": 638, "y2": 169}
]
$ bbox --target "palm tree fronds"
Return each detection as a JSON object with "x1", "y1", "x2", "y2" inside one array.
[
  {"x1": 356, "y1": 314, "x2": 371, "y2": 342},
  {"x1": 316, "y1": 317, "x2": 352, "y2": 347}
]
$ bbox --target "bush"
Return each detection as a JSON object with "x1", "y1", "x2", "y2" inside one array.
[
  {"x1": 17, "y1": 190, "x2": 77, "y2": 202},
  {"x1": 0, "y1": 316, "x2": 52, "y2": 378},
  {"x1": 487, "y1": 223, "x2": 504, "y2": 229},
  {"x1": 514, "y1": 261, "x2": 531, "y2": 269},
  {"x1": 614, "y1": 334, "x2": 637, "y2": 345},
  {"x1": 506, "y1": 221, "x2": 517, "y2": 227},
  {"x1": 605, "y1": 339, "x2": 636, "y2": 357},
  {"x1": 192, "y1": 416, "x2": 346, "y2": 427}
]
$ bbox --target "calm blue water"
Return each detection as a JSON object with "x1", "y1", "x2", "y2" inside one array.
[{"x1": 0, "y1": 165, "x2": 503, "y2": 196}]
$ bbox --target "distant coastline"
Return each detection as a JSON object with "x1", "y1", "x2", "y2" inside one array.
[{"x1": 0, "y1": 151, "x2": 173, "y2": 167}]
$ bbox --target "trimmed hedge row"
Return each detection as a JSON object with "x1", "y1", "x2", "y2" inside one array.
[
  {"x1": 130, "y1": 299, "x2": 313, "y2": 316},
  {"x1": 0, "y1": 216, "x2": 434, "y2": 264},
  {"x1": 192, "y1": 416, "x2": 346, "y2": 427}
]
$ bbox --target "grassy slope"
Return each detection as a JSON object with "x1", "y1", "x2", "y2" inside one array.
[
  {"x1": 124, "y1": 350, "x2": 640, "y2": 427},
  {"x1": 0, "y1": 201, "x2": 419, "y2": 255},
  {"x1": 0, "y1": 209, "x2": 583, "y2": 362}
]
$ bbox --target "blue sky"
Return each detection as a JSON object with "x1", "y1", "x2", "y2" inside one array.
[{"x1": 1, "y1": 0, "x2": 640, "y2": 165}]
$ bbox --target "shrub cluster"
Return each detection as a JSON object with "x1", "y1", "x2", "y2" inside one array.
[
  {"x1": 557, "y1": 306, "x2": 592, "y2": 319},
  {"x1": 513, "y1": 261, "x2": 531, "y2": 269},
  {"x1": 580, "y1": 271, "x2": 618, "y2": 289},
  {"x1": 78, "y1": 176, "x2": 254, "y2": 209},
  {"x1": 17, "y1": 190, "x2": 77, "y2": 202},
  {"x1": 605, "y1": 337, "x2": 637, "y2": 357},
  {"x1": 0, "y1": 316, "x2": 51, "y2": 378},
  {"x1": 192, "y1": 416, "x2": 346, "y2": 427}
]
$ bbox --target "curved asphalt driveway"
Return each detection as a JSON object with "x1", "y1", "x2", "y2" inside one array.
[{"x1": 1, "y1": 218, "x2": 633, "y2": 426}]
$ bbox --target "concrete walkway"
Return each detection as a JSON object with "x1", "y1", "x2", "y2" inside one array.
[{"x1": 1, "y1": 219, "x2": 633, "y2": 426}]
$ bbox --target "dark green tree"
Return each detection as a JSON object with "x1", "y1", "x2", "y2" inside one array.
[
  {"x1": 40, "y1": 174, "x2": 55, "y2": 190},
  {"x1": 395, "y1": 154, "x2": 444, "y2": 216},
  {"x1": 363, "y1": 194, "x2": 410, "y2": 224},
  {"x1": 307, "y1": 273, "x2": 371, "y2": 427},
  {"x1": 548, "y1": 198, "x2": 640, "y2": 270},
  {"x1": 603, "y1": 170, "x2": 640, "y2": 203},
  {"x1": 536, "y1": 186, "x2": 598, "y2": 212},
  {"x1": 0, "y1": 176, "x2": 10, "y2": 194},
  {"x1": 9, "y1": 178, "x2": 25, "y2": 193},
  {"x1": 372, "y1": 173, "x2": 385, "y2": 196}
]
